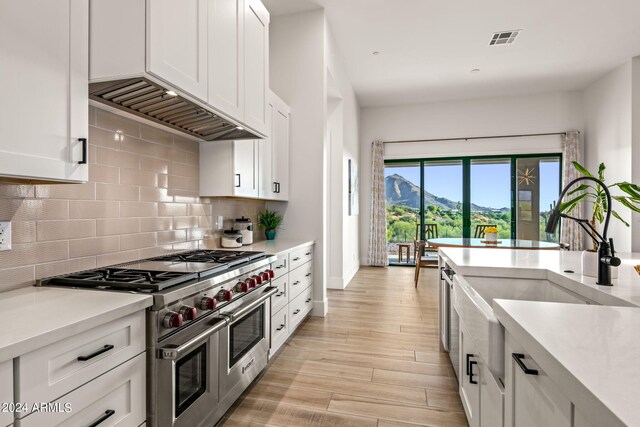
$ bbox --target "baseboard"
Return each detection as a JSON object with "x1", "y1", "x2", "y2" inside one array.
[
  {"x1": 328, "y1": 276, "x2": 345, "y2": 289},
  {"x1": 344, "y1": 262, "x2": 360, "y2": 288},
  {"x1": 311, "y1": 298, "x2": 328, "y2": 317}
]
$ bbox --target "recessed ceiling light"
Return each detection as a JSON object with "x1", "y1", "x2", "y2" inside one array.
[
  {"x1": 235, "y1": 126, "x2": 244, "y2": 130},
  {"x1": 470, "y1": 68, "x2": 481, "y2": 73},
  {"x1": 372, "y1": 51, "x2": 380, "y2": 56},
  {"x1": 165, "y1": 90, "x2": 178, "y2": 97}
]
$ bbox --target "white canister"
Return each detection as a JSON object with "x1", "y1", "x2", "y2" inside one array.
[
  {"x1": 221, "y1": 230, "x2": 243, "y2": 248},
  {"x1": 234, "y1": 216, "x2": 253, "y2": 246}
]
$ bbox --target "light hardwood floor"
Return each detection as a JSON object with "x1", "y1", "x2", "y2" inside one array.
[{"x1": 219, "y1": 266, "x2": 468, "y2": 427}]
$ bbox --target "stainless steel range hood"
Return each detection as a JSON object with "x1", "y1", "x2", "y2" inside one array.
[{"x1": 89, "y1": 77, "x2": 260, "y2": 141}]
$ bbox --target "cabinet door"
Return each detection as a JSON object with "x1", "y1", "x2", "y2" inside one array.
[
  {"x1": 147, "y1": 0, "x2": 208, "y2": 101},
  {"x1": 504, "y1": 332, "x2": 571, "y2": 427},
  {"x1": 271, "y1": 93, "x2": 290, "y2": 201},
  {"x1": 208, "y1": 0, "x2": 244, "y2": 120},
  {"x1": 243, "y1": 0, "x2": 269, "y2": 136},
  {"x1": 0, "y1": 0, "x2": 88, "y2": 182},
  {"x1": 0, "y1": 360, "x2": 11, "y2": 427},
  {"x1": 233, "y1": 140, "x2": 258, "y2": 197},
  {"x1": 480, "y1": 361, "x2": 504, "y2": 427},
  {"x1": 258, "y1": 100, "x2": 274, "y2": 199},
  {"x1": 459, "y1": 321, "x2": 480, "y2": 427}
]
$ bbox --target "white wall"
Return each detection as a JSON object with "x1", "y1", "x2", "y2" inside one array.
[
  {"x1": 325, "y1": 26, "x2": 360, "y2": 289},
  {"x1": 269, "y1": 10, "x2": 328, "y2": 314},
  {"x1": 632, "y1": 57, "x2": 640, "y2": 250},
  {"x1": 583, "y1": 62, "x2": 633, "y2": 252},
  {"x1": 359, "y1": 91, "x2": 584, "y2": 264}
]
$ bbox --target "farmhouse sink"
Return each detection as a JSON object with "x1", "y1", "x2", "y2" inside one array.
[{"x1": 452, "y1": 274, "x2": 596, "y2": 378}]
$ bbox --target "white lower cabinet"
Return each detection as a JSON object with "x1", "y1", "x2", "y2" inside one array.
[
  {"x1": 17, "y1": 353, "x2": 145, "y2": 427},
  {"x1": 459, "y1": 320, "x2": 480, "y2": 427},
  {"x1": 16, "y1": 311, "x2": 145, "y2": 406},
  {"x1": 504, "y1": 331, "x2": 578, "y2": 427},
  {"x1": 0, "y1": 360, "x2": 12, "y2": 427},
  {"x1": 480, "y1": 362, "x2": 504, "y2": 427},
  {"x1": 268, "y1": 243, "x2": 314, "y2": 358}
]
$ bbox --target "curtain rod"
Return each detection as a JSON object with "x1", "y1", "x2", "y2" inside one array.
[{"x1": 381, "y1": 131, "x2": 578, "y2": 145}]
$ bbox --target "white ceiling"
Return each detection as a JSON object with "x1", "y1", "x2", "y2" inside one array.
[{"x1": 263, "y1": 0, "x2": 640, "y2": 107}]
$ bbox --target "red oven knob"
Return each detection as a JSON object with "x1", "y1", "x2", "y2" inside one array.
[
  {"x1": 254, "y1": 275, "x2": 263, "y2": 285},
  {"x1": 261, "y1": 271, "x2": 270, "y2": 281},
  {"x1": 235, "y1": 281, "x2": 249, "y2": 292},
  {"x1": 217, "y1": 289, "x2": 234, "y2": 302},
  {"x1": 163, "y1": 312, "x2": 183, "y2": 329},
  {"x1": 267, "y1": 269, "x2": 275, "y2": 279},
  {"x1": 199, "y1": 297, "x2": 217, "y2": 311},
  {"x1": 247, "y1": 277, "x2": 257, "y2": 288},
  {"x1": 179, "y1": 306, "x2": 197, "y2": 321}
]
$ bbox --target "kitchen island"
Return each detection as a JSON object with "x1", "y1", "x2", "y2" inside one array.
[{"x1": 438, "y1": 247, "x2": 640, "y2": 427}]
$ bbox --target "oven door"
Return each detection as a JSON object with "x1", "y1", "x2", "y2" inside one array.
[
  {"x1": 218, "y1": 286, "x2": 277, "y2": 405},
  {"x1": 155, "y1": 316, "x2": 227, "y2": 427}
]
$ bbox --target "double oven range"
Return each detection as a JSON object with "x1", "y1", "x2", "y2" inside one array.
[{"x1": 39, "y1": 249, "x2": 278, "y2": 427}]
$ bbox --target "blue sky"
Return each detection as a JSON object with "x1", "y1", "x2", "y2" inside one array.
[{"x1": 385, "y1": 160, "x2": 560, "y2": 211}]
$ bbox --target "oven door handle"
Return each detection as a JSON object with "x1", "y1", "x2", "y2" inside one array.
[
  {"x1": 223, "y1": 287, "x2": 278, "y2": 322},
  {"x1": 157, "y1": 318, "x2": 227, "y2": 360}
]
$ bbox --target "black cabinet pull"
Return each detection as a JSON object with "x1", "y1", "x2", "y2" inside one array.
[
  {"x1": 305, "y1": 298, "x2": 311, "y2": 303},
  {"x1": 293, "y1": 281, "x2": 300, "y2": 286},
  {"x1": 78, "y1": 138, "x2": 88, "y2": 165},
  {"x1": 87, "y1": 409, "x2": 115, "y2": 427},
  {"x1": 277, "y1": 182, "x2": 281, "y2": 193},
  {"x1": 512, "y1": 353, "x2": 539, "y2": 375},
  {"x1": 305, "y1": 272, "x2": 311, "y2": 277},
  {"x1": 235, "y1": 174, "x2": 241, "y2": 187},
  {"x1": 77, "y1": 344, "x2": 114, "y2": 361},
  {"x1": 293, "y1": 309, "x2": 300, "y2": 315},
  {"x1": 469, "y1": 361, "x2": 478, "y2": 384},
  {"x1": 466, "y1": 353, "x2": 473, "y2": 375},
  {"x1": 276, "y1": 324, "x2": 285, "y2": 331},
  {"x1": 305, "y1": 252, "x2": 311, "y2": 256},
  {"x1": 292, "y1": 257, "x2": 300, "y2": 261}
]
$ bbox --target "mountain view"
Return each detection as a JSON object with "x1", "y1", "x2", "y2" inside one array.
[
  {"x1": 385, "y1": 174, "x2": 512, "y2": 243},
  {"x1": 385, "y1": 174, "x2": 509, "y2": 213}
]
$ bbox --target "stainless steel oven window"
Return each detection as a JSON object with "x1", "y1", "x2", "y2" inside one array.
[
  {"x1": 175, "y1": 343, "x2": 208, "y2": 417},
  {"x1": 229, "y1": 305, "x2": 264, "y2": 367}
]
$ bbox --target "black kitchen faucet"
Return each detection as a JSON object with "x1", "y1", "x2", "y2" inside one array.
[{"x1": 546, "y1": 176, "x2": 621, "y2": 286}]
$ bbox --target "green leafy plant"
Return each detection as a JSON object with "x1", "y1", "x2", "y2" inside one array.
[
  {"x1": 258, "y1": 208, "x2": 283, "y2": 231},
  {"x1": 559, "y1": 161, "x2": 640, "y2": 249}
]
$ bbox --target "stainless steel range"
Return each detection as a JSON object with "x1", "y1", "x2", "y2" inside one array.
[{"x1": 39, "y1": 249, "x2": 278, "y2": 427}]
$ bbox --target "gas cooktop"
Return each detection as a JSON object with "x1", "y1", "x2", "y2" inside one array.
[{"x1": 42, "y1": 249, "x2": 267, "y2": 292}]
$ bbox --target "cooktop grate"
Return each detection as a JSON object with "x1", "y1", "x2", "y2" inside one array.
[{"x1": 47, "y1": 268, "x2": 197, "y2": 291}]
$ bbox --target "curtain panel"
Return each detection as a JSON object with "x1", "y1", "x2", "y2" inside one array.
[
  {"x1": 368, "y1": 141, "x2": 388, "y2": 266},
  {"x1": 561, "y1": 130, "x2": 584, "y2": 250}
]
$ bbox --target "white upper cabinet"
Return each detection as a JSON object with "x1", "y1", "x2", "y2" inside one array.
[
  {"x1": 243, "y1": 0, "x2": 270, "y2": 136},
  {"x1": 270, "y1": 91, "x2": 290, "y2": 201},
  {"x1": 208, "y1": 0, "x2": 244, "y2": 120},
  {"x1": 0, "y1": 0, "x2": 89, "y2": 183},
  {"x1": 234, "y1": 140, "x2": 259, "y2": 198},
  {"x1": 147, "y1": 0, "x2": 208, "y2": 101},
  {"x1": 90, "y1": 0, "x2": 269, "y2": 137},
  {"x1": 258, "y1": 102, "x2": 274, "y2": 199}
]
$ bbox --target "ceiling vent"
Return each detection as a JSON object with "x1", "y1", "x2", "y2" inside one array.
[{"x1": 489, "y1": 30, "x2": 521, "y2": 46}]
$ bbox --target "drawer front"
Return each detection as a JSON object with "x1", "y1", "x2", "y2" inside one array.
[
  {"x1": 17, "y1": 311, "x2": 145, "y2": 405},
  {"x1": 289, "y1": 262, "x2": 312, "y2": 302},
  {"x1": 270, "y1": 306, "x2": 288, "y2": 356},
  {"x1": 0, "y1": 360, "x2": 12, "y2": 427},
  {"x1": 271, "y1": 275, "x2": 288, "y2": 314},
  {"x1": 18, "y1": 353, "x2": 146, "y2": 427},
  {"x1": 289, "y1": 285, "x2": 313, "y2": 331},
  {"x1": 289, "y1": 245, "x2": 313, "y2": 271},
  {"x1": 272, "y1": 253, "x2": 289, "y2": 279}
]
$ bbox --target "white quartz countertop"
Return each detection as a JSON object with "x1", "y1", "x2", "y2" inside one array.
[
  {"x1": 0, "y1": 287, "x2": 152, "y2": 363},
  {"x1": 494, "y1": 299, "x2": 640, "y2": 427},
  {"x1": 440, "y1": 248, "x2": 640, "y2": 307},
  {"x1": 201, "y1": 238, "x2": 315, "y2": 255}
]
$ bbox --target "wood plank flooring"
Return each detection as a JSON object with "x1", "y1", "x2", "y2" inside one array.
[{"x1": 219, "y1": 266, "x2": 468, "y2": 427}]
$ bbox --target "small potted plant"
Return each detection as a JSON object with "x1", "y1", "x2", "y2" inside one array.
[
  {"x1": 559, "y1": 161, "x2": 640, "y2": 277},
  {"x1": 258, "y1": 208, "x2": 283, "y2": 240}
]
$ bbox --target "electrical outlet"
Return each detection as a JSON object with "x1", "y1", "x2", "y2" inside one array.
[{"x1": 0, "y1": 221, "x2": 11, "y2": 251}]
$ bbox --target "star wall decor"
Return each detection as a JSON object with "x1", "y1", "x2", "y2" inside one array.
[{"x1": 517, "y1": 167, "x2": 537, "y2": 186}]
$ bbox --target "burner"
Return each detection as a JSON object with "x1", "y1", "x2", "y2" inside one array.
[
  {"x1": 48, "y1": 268, "x2": 196, "y2": 291},
  {"x1": 151, "y1": 250, "x2": 264, "y2": 268}
]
